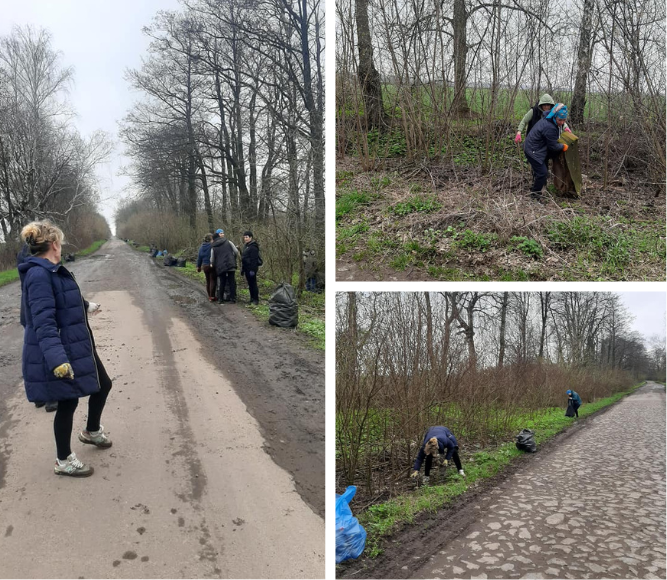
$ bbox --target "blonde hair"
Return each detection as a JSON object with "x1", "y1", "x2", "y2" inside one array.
[
  {"x1": 21, "y1": 220, "x2": 64, "y2": 256},
  {"x1": 424, "y1": 437, "x2": 439, "y2": 457}
]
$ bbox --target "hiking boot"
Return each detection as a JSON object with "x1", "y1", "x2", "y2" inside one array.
[
  {"x1": 45, "y1": 402, "x2": 58, "y2": 413},
  {"x1": 78, "y1": 425, "x2": 112, "y2": 448},
  {"x1": 251, "y1": 300, "x2": 259, "y2": 306},
  {"x1": 34, "y1": 401, "x2": 45, "y2": 409},
  {"x1": 54, "y1": 453, "x2": 93, "y2": 477},
  {"x1": 530, "y1": 192, "x2": 543, "y2": 202}
]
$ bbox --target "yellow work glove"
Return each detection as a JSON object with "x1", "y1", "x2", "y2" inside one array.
[
  {"x1": 441, "y1": 458, "x2": 449, "y2": 467},
  {"x1": 562, "y1": 144, "x2": 569, "y2": 152},
  {"x1": 410, "y1": 470, "x2": 420, "y2": 479},
  {"x1": 53, "y1": 362, "x2": 74, "y2": 379}
]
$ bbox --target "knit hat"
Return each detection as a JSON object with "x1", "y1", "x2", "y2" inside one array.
[
  {"x1": 566, "y1": 390, "x2": 572, "y2": 395},
  {"x1": 538, "y1": 93, "x2": 555, "y2": 107},
  {"x1": 243, "y1": 230, "x2": 253, "y2": 238},
  {"x1": 215, "y1": 228, "x2": 224, "y2": 234},
  {"x1": 546, "y1": 103, "x2": 568, "y2": 121}
]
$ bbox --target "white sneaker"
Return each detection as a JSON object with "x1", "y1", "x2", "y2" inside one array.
[
  {"x1": 458, "y1": 469, "x2": 466, "y2": 477},
  {"x1": 79, "y1": 425, "x2": 112, "y2": 448},
  {"x1": 54, "y1": 453, "x2": 94, "y2": 477},
  {"x1": 422, "y1": 476, "x2": 430, "y2": 487}
]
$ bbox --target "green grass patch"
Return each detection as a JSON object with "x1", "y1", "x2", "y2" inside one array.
[
  {"x1": 509, "y1": 236, "x2": 543, "y2": 259},
  {"x1": 0, "y1": 269, "x2": 19, "y2": 288},
  {"x1": 77, "y1": 240, "x2": 107, "y2": 257},
  {"x1": 337, "y1": 190, "x2": 374, "y2": 221},
  {"x1": 355, "y1": 384, "x2": 642, "y2": 557},
  {"x1": 455, "y1": 230, "x2": 497, "y2": 252},
  {"x1": 389, "y1": 195, "x2": 442, "y2": 216}
]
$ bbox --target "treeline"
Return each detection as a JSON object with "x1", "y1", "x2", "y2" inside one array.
[
  {"x1": 116, "y1": 0, "x2": 324, "y2": 288},
  {"x1": 336, "y1": 0, "x2": 665, "y2": 190},
  {"x1": 0, "y1": 27, "x2": 111, "y2": 270},
  {"x1": 336, "y1": 292, "x2": 665, "y2": 493}
]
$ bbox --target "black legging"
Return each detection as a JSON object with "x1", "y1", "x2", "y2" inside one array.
[
  {"x1": 54, "y1": 350, "x2": 112, "y2": 460},
  {"x1": 424, "y1": 447, "x2": 462, "y2": 476}
]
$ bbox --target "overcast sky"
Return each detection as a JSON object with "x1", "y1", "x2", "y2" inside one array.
[
  {"x1": 1, "y1": 0, "x2": 183, "y2": 234},
  {"x1": 618, "y1": 292, "x2": 666, "y2": 343}
]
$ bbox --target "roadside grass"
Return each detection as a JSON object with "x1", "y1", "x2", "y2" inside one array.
[
  {"x1": 0, "y1": 269, "x2": 18, "y2": 287},
  {"x1": 336, "y1": 162, "x2": 665, "y2": 280},
  {"x1": 354, "y1": 384, "x2": 643, "y2": 558},
  {"x1": 148, "y1": 251, "x2": 325, "y2": 350},
  {"x1": 0, "y1": 239, "x2": 107, "y2": 289}
]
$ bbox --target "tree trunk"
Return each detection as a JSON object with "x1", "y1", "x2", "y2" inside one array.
[
  {"x1": 452, "y1": 0, "x2": 470, "y2": 113},
  {"x1": 570, "y1": 0, "x2": 594, "y2": 126},
  {"x1": 355, "y1": 0, "x2": 385, "y2": 130},
  {"x1": 498, "y1": 292, "x2": 508, "y2": 368},
  {"x1": 248, "y1": 92, "x2": 258, "y2": 221}
]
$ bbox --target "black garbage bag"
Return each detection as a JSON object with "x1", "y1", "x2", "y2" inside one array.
[
  {"x1": 269, "y1": 283, "x2": 298, "y2": 328},
  {"x1": 64, "y1": 253, "x2": 76, "y2": 262},
  {"x1": 565, "y1": 400, "x2": 576, "y2": 417},
  {"x1": 176, "y1": 257, "x2": 187, "y2": 268},
  {"x1": 163, "y1": 254, "x2": 178, "y2": 267},
  {"x1": 516, "y1": 429, "x2": 537, "y2": 453}
]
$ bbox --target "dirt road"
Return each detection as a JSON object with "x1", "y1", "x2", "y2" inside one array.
[
  {"x1": 410, "y1": 382, "x2": 666, "y2": 579},
  {"x1": 0, "y1": 239, "x2": 324, "y2": 578}
]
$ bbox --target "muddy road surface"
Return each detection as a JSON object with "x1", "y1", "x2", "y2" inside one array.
[
  {"x1": 411, "y1": 382, "x2": 665, "y2": 579},
  {"x1": 0, "y1": 239, "x2": 324, "y2": 578}
]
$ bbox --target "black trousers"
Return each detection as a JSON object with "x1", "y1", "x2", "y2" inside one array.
[
  {"x1": 54, "y1": 350, "x2": 112, "y2": 460},
  {"x1": 217, "y1": 271, "x2": 237, "y2": 302},
  {"x1": 424, "y1": 447, "x2": 462, "y2": 476},
  {"x1": 245, "y1": 271, "x2": 259, "y2": 302}
]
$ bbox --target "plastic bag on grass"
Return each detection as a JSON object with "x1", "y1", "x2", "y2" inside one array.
[
  {"x1": 268, "y1": 283, "x2": 298, "y2": 328},
  {"x1": 336, "y1": 486, "x2": 366, "y2": 564},
  {"x1": 515, "y1": 428, "x2": 537, "y2": 453}
]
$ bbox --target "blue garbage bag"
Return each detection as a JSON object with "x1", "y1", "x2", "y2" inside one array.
[{"x1": 336, "y1": 486, "x2": 366, "y2": 564}]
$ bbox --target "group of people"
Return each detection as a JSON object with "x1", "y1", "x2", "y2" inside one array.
[
  {"x1": 196, "y1": 229, "x2": 262, "y2": 305},
  {"x1": 515, "y1": 93, "x2": 572, "y2": 202}
]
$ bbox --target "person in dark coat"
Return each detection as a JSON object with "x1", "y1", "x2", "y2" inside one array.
[
  {"x1": 19, "y1": 220, "x2": 112, "y2": 477},
  {"x1": 210, "y1": 228, "x2": 240, "y2": 304},
  {"x1": 566, "y1": 389, "x2": 582, "y2": 418},
  {"x1": 411, "y1": 426, "x2": 465, "y2": 486},
  {"x1": 196, "y1": 234, "x2": 217, "y2": 301},
  {"x1": 17, "y1": 243, "x2": 58, "y2": 413},
  {"x1": 241, "y1": 231, "x2": 261, "y2": 305},
  {"x1": 523, "y1": 103, "x2": 569, "y2": 201}
]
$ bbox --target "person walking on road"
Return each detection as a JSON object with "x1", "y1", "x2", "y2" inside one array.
[
  {"x1": 567, "y1": 389, "x2": 582, "y2": 418},
  {"x1": 210, "y1": 228, "x2": 240, "y2": 304},
  {"x1": 523, "y1": 103, "x2": 569, "y2": 201},
  {"x1": 18, "y1": 220, "x2": 112, "y2": 477},
  {"x1": 411, "y1": 426, "x2": 465, "y2": 486},
  {"x1": 197, "y1": 234, "x2": 217, "y2": 302},
  {"x1": 241, "y1": 231, "x2": 261, "y2": 305},
  {"x1": 514, "y1": 93, "x2": 571, "y2": 144}
]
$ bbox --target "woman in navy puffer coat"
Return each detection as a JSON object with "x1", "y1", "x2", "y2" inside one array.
[{"x1": 19, "y1": 220, "x2": 113, "y2": 477}]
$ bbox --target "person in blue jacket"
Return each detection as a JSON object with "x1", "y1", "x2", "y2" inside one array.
[
  {"x1": 411, "y1": 426, "x2": 465, "y2": 486},
  {"x1": 567, "y1": 389, "x2": 582, "y2": 417},
  {"x1": 523, "y1": 102, "x2": 569, "y2": 201},
  {"x1": 17, "y1": 243, "x2": 58, "y2": 413},
  {"x1": 19, "y1": 220, "x2": 113, "y2": 477},
  {"x1": 196, "y1": 233, "x2": 217, "y2": 302}
]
